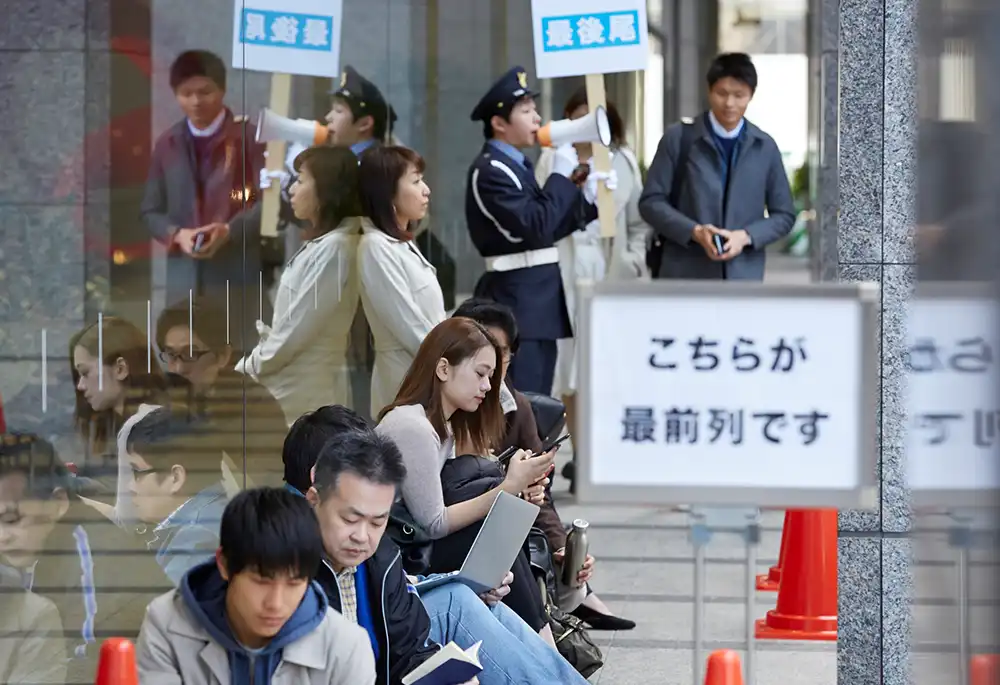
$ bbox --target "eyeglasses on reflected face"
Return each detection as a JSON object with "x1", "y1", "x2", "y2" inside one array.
[
  {"x1": 158, "y1": 349, "x2": 214, "y2": 365},
  {"x1": 130, "y1": 464, "x2": 159, "y2": 480}
]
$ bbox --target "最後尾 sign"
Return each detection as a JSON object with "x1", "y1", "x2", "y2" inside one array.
[
  {"x1": 906, "y1": 283, "x2": 1000, "y2": 508},
  {"x1": 575, "y1": 280, "x2": 880, "y2": 508},
  {"x1": 530, "y1": 0, "x2": 648, "y2": 79},
  {"x1": 232, "y1": 0, "x2": 343, "y2": 78}
]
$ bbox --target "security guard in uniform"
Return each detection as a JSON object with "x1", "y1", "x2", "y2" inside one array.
[
  {"x1": 465, "y1": 66, "x2": 599, "y2": 396},
  {"x1": 326, "y1": 64, "x2": 398, "y2": 157}
]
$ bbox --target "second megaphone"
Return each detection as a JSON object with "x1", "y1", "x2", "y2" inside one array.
[
  {"x1": 256, "y1": 109, "x2": 329, "y2": 147},
  {"x1": 537, "y1": 106, "x2": 612, "y2": 148}
]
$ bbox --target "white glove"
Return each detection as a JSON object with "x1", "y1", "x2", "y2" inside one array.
[
  {"x1": 587, "y1": 157, "x2": 619, "y2": 190},
  {"x1": 255, "y1": 319, "x2": 272, "y2": 340},
  {"x1": 584, "y1": 169, "x2": 618, "y2": 204},
  {"x1": 550, "y1": 144, "x2": 580, "y2": 178},
  {"x1": 259, "y1": 168, "x2": 290, "y2": 190}
]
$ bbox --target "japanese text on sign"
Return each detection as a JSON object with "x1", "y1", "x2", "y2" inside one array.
[
  {"x1": 577, "y1": 283, "x2": 877, "y2": 507},
  {"x1": 241, "y1": 10, "x2": 332, "y2": 51},
  {"x1": 232, "y1": 0, "x2": 343, "y2": 78},
  {"x1": 905, "y1": 290, "x2": 1000, "y2": 502},
  {"x1": 621, "y1": 407, "x2": 830, "y2": 446},
  {"x1": 530, "y1": 0, "x2": 648, "y2": 79},
  {"x1": 541, "y1": 11, "x2": 641, "y2": 52},
  {"x1": 648, "y1": 336, "x2": 808, "y2": 372}
]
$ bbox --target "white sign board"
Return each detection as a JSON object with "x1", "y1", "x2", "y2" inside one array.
[
  {"x1": 232, "y1": 0, "x2": 343, "y2": 78},
  {"x1": 906, "y1": 285, "x2": 1000, "y2": 508},
  {"x1": 575, "y1": 281, "x2": 880, "y2": 508},
  {"x1": 530, "y1": 0, "x2": 649, "y2": 79}
]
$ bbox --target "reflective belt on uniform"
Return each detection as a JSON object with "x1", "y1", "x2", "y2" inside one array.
[{"x1": 484, "y1": 247, "x2": 560, "y2": 272}]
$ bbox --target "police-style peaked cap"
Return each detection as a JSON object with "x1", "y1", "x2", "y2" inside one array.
[
  {"x1": 331, "y1": 65, "x2": 398, "y2": 127},
  {"x1": 470, "y1": 66, "x2": 539, "y2": 122}
]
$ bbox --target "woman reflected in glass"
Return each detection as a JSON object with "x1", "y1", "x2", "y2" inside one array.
[{"x1": 236, "y1": 146, "x2": 363, "y2": 426}]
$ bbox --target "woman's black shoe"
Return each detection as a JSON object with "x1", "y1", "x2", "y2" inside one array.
[{"x1": 571, "y1": 605, "x2": 636, "y2": 631}]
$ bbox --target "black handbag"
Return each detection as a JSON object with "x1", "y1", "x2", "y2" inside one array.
[
  {"x1": 526, "y1": 528, "x2": 604, "y2": 678},
  {"x1": 386, "y1": 501, "x2": 434, "y2": 576},
  {"x1": 521, "y1": 392, "x2": 567, "y2": 445}
]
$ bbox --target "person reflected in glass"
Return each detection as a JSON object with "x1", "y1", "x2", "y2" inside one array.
[
  {"x1": 156, "y1": 296, "x2": 287, "y2": 489},
  {"x1": 357, "y1": 146, "x2": 446, "y2": 418},
  {"x1": 140, "y1": 49, "x2": 269, "y2": 354},
  {"x1": 236, "y1": 147, "x2": 363, "y2": 426},
  {"x1": 123, "y1": 407, "x2": 229, "y2": 586},
  {"x1": 70, "y1": 317, "x2": 165, "y2": 478},
  {"x1": 0, "y1": 432, "x2": 160, "y2": 680}
]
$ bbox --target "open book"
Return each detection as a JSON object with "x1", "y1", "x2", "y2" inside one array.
[{"x1": 401, "y1": 641, "x2": 483, "y2": 685}]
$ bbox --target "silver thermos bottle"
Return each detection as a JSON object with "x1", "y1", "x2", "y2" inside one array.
[{"x1": 561, "y1": 519, "x2": 590, "y2": 588}]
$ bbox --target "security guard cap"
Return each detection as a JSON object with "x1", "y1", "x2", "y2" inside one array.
[
  {"x1": 470, "y1": 66, "x2": 539, "y2": 122},
  {"x1": 330, "y1": 65, "x2": 398, "y2": 127}
]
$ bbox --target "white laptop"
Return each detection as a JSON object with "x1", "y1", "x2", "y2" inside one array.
[{"x1": 413, "y1": 491, "x2": 539, "y2": 595}]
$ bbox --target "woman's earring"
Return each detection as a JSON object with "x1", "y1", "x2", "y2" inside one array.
[{"x1": 392, "y1": 204, "x2": 398, "y2": 215}]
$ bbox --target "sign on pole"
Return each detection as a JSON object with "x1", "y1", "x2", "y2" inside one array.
[
  {"x1": 530, "y1": 0, "x2": 648, "y2": 79},
  {"x1": 232, "y1": 0, "x2": 343, "y2": 238},
  {"x1": 530, "y1": 0, "x2": 648, "y2": 240},
  {"x1": 906, "y1": 283, "x2": 1000, "y2": 509},
  {"x1": 232, "y1": 0, "x2": 344, "y2": 78},
  {"x1": 575, "y1": 281, "x2": 880, "y2": 508}
]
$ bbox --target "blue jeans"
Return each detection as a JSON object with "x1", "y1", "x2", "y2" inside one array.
[{"x1": 420, "y1": 582, "x2": 588, "y2": 685}]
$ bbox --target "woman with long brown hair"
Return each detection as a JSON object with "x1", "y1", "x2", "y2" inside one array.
[
  {"x1": 376, "y1": 316, "x2": 556, "y2": 641},
  {"x1": 70, "y1": 316, "x2": 166, "y2": 469}
]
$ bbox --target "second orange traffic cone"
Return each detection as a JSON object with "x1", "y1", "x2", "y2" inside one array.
[
  {"x1": 94, "y1": 638, "x2": 138, "y2": 685},
  {"x1": 703, "y1": 649, "x2": 743, "y2": 684},
  {"x1": 756, "y1": 510, "x2": 792, "y2": 592},
  {"x1": 755, "y1": 509, "x2": 838, "y2": 641},
  {"x1": 972, "y1": 654, "x2": 1000, "y2": 685}
]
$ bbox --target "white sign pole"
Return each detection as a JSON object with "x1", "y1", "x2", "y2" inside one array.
[
  {"x1": 575, "y1": 280, "x2": 880, "y2": 509},
  {"x1": 260, "y1": 74, "x2": 292, "y2": 239}
]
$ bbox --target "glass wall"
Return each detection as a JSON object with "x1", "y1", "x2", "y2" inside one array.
[{"x1": 0, "y1": 1, "x2": 653, "y2": 682}]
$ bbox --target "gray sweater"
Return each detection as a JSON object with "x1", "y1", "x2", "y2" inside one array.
[{"x1": 375, "y1": 404, "x2": 455, "y2": 539}]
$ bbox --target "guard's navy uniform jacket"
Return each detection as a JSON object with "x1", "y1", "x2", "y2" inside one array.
[{"x1": 465, "y1": 66, "x2": 596, "y2": 395}]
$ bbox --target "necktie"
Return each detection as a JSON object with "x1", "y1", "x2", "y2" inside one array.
[{"x1": 522, "y1": 156, "x2": 534, "y2": 173}]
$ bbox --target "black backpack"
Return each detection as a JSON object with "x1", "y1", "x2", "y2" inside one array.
[{"x1": 646, "y1": 120, "x2": 696, "y2": 278}]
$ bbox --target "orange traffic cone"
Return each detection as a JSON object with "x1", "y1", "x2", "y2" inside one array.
[
  {"x1": 703, "y1": 649, "x2": 744, "y2": 684},
  {"x1": 755, "y1": 509, "x2": 837, "y2": 641},
  {"x1": 756, "y1": 511, "x2": 792, "y2": 592},
  {"x1": 971, "y1": 654, "x2": 1000, "y2": 685},
  {"x1": 94, "y1": 638, "x2": 138, "y2": 685}
]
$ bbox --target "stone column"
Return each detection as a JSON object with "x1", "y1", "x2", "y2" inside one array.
[
  {"x1": 0, "y1": 0, "x2": 114, "y2": 415},
  {"x1": 810, "y1": 0, "x2": 919, "y2": 682}
]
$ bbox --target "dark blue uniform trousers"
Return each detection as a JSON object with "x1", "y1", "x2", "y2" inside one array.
[{"x1": 508, "y1": 339, "x2": 559, "y2": 396}]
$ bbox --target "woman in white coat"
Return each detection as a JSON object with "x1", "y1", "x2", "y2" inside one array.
[
  {"x1": 536, "y1": 92, "x2": 653, "y2": 437},
  {"x1": 357, "y1": 145, "x2": 446, "y2": 418},
  {"x1": 236, "y1": 146, "x2": 363, "y2": 426}
]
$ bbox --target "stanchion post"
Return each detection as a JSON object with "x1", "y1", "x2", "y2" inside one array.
[{"x1": 689, "y1": 507, "x2": 760, "y2": 685}]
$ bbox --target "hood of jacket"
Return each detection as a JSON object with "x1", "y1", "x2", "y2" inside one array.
[{"x1": 179, "y1": 560, "x2": 328, "y2": 685}]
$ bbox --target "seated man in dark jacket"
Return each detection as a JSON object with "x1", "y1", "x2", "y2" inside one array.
[
  {"x1": 453, "y1": 297, "x2": 635, "y2": 631},
  {"x1": 288, "y1": 407, "x2": 590, "y2": 685}
]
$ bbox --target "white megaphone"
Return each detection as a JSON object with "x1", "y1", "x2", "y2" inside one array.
[
  {"x1": 536, "y1": 106, "x2": 612, "y2": 148},
  {"x1": 256, "y1": 108, "x2": 330, "y2": 147}
]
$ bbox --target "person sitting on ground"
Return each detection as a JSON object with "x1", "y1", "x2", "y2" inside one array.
[
  {"x1": 375, "y1": 317, "x2": 555, "y2": 641},
  {"x1": 301, "y1": 419, "x2": 591, "y2": 684},
  {"x1": 452, "y1": 297, "x2": 636, "y2": 631},
  {"x1": 136, "y1": 487, "x2": 376, "y2": 685}
]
